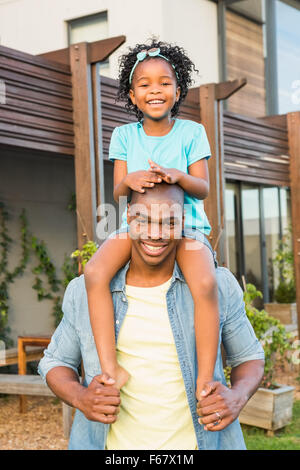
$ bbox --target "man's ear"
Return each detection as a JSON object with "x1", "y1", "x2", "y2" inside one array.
[{"x1": 129, "y1": 88, "x2": 136, "y2": 106}]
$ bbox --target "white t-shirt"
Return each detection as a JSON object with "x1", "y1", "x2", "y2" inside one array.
[{"x1": 105, "y1": 278, "x2": 197, "y2": 450}]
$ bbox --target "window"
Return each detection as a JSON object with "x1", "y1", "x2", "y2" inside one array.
[
  {"x1": 225, "y1": 182, "x2": 291, "y2": 303},
  {"x1": 275, "y1": 0, "x2": 300, "y2": 113},
  {"x1": 218, "y1": 0, "x2": 300, "y2": 115},
  {"x1": 67, "y1": 11, "x2": 110, "y2": 76}
]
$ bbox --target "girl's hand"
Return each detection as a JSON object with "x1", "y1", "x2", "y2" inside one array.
[
  {"x1": 125, "y1": 170, "x2": 162, "y2": 193},
  {"x1": 148, "y1": 159, "x2": 183, "y2": 184}
]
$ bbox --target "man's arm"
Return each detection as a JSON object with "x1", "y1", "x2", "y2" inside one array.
[
  {"x1": 197, "y1": 359, "x2": 264, "y2": 431},
  {"x1": 197, "y1": 267, "x2": 265, "y2": 431},
  {"x1": 38, "y1": 277, "x2": 120, "y2": 424},
  {"x1": 46, "y1": 367, "x2": 120, "y2": 424}
]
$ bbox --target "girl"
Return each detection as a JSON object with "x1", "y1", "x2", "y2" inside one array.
[{"x1": 84, "y1": 40, "x2": 220, "y2": 402}]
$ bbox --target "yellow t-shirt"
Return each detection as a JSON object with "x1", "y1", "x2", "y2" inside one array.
[{"x1": 106, "y1": 278, "x2": 197, "y2": 450}]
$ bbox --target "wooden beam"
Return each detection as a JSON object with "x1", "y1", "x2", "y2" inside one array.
[
  {"x1": 215, "y1": 78, "x2": 247, "y2": 101},
  {"x1": 287, "y1": 111, "x2": 300, "y2": 340},
  {"x1": 37, "y1": 35, "x2": 126, "y2": 66},
  {"x1": 88, "y1": 36, "x2": 126, "y2": 64},
  {"x1": 70, "y1": 42, "x2": 97, "y2": 248},
  {"x1": 199, "y1": 83, "x2": 227, "y2": 265}
]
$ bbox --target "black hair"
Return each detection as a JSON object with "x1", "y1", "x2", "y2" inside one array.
[{"x1": 116, "y1": 39, "x2": 199, "y2": 121}]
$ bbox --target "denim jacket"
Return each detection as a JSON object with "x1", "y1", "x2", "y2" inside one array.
[{"x1": 38, "y1": 262, "x2": 264, "y2": 450}]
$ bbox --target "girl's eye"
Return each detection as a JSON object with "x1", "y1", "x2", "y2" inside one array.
[
  {"x1": 139, "y1": 84, "x2": 148, "y2": 87},
  {"x1": 162, "y1": 82, "x2": 170, "y2": 86}
]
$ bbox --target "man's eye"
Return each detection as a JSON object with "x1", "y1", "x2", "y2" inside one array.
[{"x1": 137, "y1": 217, "x2": 147, "y2": 224}]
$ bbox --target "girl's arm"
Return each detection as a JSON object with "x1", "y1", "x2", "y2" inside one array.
[
  {"x1": 148, "y1": 158, "x2": 209, "y2": 200},
  {"x1": 113, "y1": 160, "x2": 163, "y2": 203},
  {"x1": 113, "y1": 160, "x2": 131, "y2": 202}
]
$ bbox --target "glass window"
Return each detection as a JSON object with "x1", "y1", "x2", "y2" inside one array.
[
  {"x1": 241, "y1": 184, "x2": 262, "y2": 292},
  {"x1": 280, "y1": 187, "x2": 291, "y2": 233},
  {"x1": 263, "y1": 187, "x2": 280, "y2": 301},
  {"x1": 225, "y1": 183, "x2": 240, "y2": 278},
  {"x1": 68, "y1": 12, "x2": 110, "y2": 76},
  {"x1": 275, "y1": 0, "x2": 300, "y2": 113}
]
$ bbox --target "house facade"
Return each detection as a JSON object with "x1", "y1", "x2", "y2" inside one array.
[{"x1": 0, "y1": 0, "x2": 299, "y2": 343}]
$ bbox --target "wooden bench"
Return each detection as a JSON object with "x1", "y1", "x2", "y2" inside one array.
[
  {"x1": 0, "y1": 374, "x2": 73, "y2": 439},
  {"x1": 0, "y1": 346, "x2": 45, "y2": 367}
]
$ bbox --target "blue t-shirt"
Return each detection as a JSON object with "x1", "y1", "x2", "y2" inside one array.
[{"x1": 109, "y1": 118, "x2": 211, "y2": 234}]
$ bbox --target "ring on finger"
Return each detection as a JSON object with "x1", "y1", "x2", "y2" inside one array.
[{"x1": 214, "y1": 411, "x2": 222, "y2": 425}]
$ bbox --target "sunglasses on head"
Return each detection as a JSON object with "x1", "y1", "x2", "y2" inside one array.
[{"x1": 129, "y1": 47, "x2": 179, "y2": 84}]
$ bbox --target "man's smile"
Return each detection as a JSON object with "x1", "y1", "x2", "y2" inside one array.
[{"x1": 140, "y1": 241, "x2": 169, "y2": 256}]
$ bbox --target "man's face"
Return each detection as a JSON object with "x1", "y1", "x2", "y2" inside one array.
[{"x1": 127, "y1": 198, "x2": 184, "y2": 266}]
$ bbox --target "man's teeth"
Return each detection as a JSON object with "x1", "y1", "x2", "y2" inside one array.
[{"x1": 144, "y1": 243, "x2": 164, "y2": 251}]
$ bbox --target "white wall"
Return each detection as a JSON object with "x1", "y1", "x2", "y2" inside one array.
[
  {"x1": 0, "y1": 0, "x2": 219, "y2": 83},
  {"x1": 161, "y1": 0, "x2": 219, "y2": 85}
]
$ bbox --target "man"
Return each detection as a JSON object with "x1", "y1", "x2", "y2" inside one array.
[{"x1": 38, "y1": 183, "x2": 264, "y2": 450}]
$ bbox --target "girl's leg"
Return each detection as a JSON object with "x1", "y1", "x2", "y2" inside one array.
[
  {"x1": 84, "y1": 232, "x2": 132, "y2": 389},
  {"x1": 176, "y1": 238, "x2": 219, "y2": 401}
]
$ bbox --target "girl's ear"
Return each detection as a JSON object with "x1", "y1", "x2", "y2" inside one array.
[
  {"x1": 129, "y1": 88, "x2": 136, "y2": 105},
  {"x1": 176, "y1": 86, "x2": 181, "y2": 102}
]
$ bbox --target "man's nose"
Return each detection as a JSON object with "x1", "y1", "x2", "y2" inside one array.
[{"x1": 148, "y1": 223, "x2": 162, "y2": 239}]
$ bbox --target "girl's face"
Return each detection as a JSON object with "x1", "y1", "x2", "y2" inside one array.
[{"x1": 129, "y1": 58, "x2": 180, "y2": 121}]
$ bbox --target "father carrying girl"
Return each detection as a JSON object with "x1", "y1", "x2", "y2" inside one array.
[{"x1": 84, "y1": 40, "x2": 220, "y2": 404}]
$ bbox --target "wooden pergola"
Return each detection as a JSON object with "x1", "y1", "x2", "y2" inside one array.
[{"x1": 0, "y1": 37, "x2": 300, "y2": 338}]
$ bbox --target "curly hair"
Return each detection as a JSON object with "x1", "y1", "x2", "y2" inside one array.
[{"x1": 116, "y1": 39, "x2": 199, "y2": 121}]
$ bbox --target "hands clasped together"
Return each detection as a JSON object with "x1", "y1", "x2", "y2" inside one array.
[
  {"x1": 124, "y1": 159, "x2": 183, "y2": 194},
  {"x1": 79, "y1": 375, "x2": 244, "y2": 432}
]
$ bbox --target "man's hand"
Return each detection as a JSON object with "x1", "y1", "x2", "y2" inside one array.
[
  {"x1": 196, "y1": 381, "x2": 246, "y2": 432},
  {"x1": 75, "y1": 373, "x2": 121, "y2": 424},
  {"x1": 148, "y1": 159, "x2": 183, "y2": 184},
  {"x1": 125, "y1": 170, "x2": 162, "y2": 193}
]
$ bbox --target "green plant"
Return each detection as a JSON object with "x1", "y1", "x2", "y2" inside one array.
[
  {"x1": 273, "y1": 226, "x2": 296, "y2": 303},
  {"x1": 0, "y1": 205, "x2": 30, "y2": 346},
  {"x1": 71, "y1": 240, "x2": 98, "y2": 270},
  {"x1": 0, "y1": 200, "x2": 80, "y2": 340},
  {"x1": 243, "y1": 282, "x2": 294, "y2": 388}
]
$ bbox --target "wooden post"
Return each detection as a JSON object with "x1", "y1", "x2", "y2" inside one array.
[
  {"x1": 17, "y1": 337, "x2": 27, "y2": 412},
  {"x1": 69, "y1": 43, "x2": 97, "y2": 248},
  {"x1": 287, "y1": 111, "x2": 300, "y2": 340},
  {"x1": 199, "y1": 79, "x2": 247, "y2": 266},
  {"x1": 62, "y1": 403, "x2": 73, "y2": 438}
]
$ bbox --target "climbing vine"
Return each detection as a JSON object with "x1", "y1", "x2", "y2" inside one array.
[
  {"x1": 0, "y1": 200, "x2": 79, "y2": 344},
  {"x1": 0, "y1": 205, "x2": 30, "y2": 345}
]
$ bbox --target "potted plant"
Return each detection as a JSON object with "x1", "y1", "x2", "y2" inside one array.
[
  {"x1": 237, "y1": 283, "x2": 295, "y2": 435},
  {"x1": 264, "y1": 226, "x2": 297, "y2": 325}
]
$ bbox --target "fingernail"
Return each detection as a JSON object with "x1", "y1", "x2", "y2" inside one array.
[
  {"x1": 106, "y1": 378, "x2": 115, "y2": 384},
  {"x1": 198, "y1": 418, "x2": 202, "y2": 425},
  {"x1": 201, "y1": 390, "x2": 207, "y2": 396}
]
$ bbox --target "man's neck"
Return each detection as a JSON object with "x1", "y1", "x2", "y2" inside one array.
[{"x1": 126, "y1": 250, "x2": 176, "y2": 287}]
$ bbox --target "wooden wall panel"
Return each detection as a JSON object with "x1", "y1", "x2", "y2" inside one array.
[
  {"x1": 226, "y1": 10, "x2": 266, "y2": 117},
  {"x1": 0, "y1": 45, "x2": 74, "y2": 155},
  {"x1": 223, "y1": 110, "x2": 290, "y2": 186}
]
